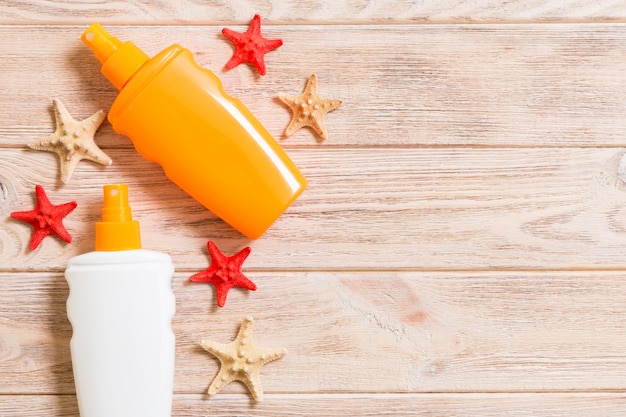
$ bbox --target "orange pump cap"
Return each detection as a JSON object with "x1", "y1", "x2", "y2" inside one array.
[
  {"x1": 95, "y1": 184, "x2": 141, "y2": 251},
  {"x1": 82, "y1": 23, "x2": 149, "y2": 90}
]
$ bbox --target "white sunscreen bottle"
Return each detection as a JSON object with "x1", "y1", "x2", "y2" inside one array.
[{"x1": 65, "y1": 184, "x2": 175, "y2": 417}]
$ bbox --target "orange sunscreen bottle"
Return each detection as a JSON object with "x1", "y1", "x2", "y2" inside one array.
[{"x1": 81, "y1": 23, "x2": 307, "y2": 239}]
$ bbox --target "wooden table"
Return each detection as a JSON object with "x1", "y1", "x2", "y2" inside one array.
[{"x1": 2, "y1": 1, "x2": 626, "y2": 416}]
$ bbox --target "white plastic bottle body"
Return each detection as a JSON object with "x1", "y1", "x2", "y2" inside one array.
[{"x1": 65, "y1": 249, "x2": 175, "y2": 417}]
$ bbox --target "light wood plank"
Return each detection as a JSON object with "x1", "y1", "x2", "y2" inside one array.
[
  {"x1": 2, "y1": 271, "x2": 626, "y2": 393},
  {"x1": 1, "y1": 24, "x2": 626, "y2": 147},
  {"x1": 1, "y1": 1, "x2": 626, "y2": 24},
  {"x1": 2, "y1": 147, "x2": 626, "y2": 271},
  {"x1": 2, "y1": 393, "x2": 626, "y2": 417},
  {"x1": 176, "y1": 393, "x2": 626, "y2": 417}
]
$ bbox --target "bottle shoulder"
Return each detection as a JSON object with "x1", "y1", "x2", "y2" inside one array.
[
  {"x1": 67, "y1": 249, "x2": 172, "y2": 267},
  {"x1": 108, "y1": 44, "x2": 189, "y2": 124}
]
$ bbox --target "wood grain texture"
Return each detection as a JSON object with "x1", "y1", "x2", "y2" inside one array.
[
  {"x1": 2, "y1": 393, "x2": 626, "y2": 417},
  {"x1": 1, "y1": 0, "x2": 626, "y2": 24},
  {"x1": 2, "y1": 1, "x2": 626, "y2": 415},
  {"x1": 1, "y1": 24, "x2": 626, "y2": 147},
  {"x1": 2, "y1": 147, "x2": 626, "y2": 271},
  {"x1": 2, "y1": 272, "x2": 626, "y2": 394}
]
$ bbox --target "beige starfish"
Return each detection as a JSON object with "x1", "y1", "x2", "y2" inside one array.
[
  {"x1": 278, "y1": 74, "x2": 342, "y2": 141},
  {"x1": 200, "y1": 316, "x2": 286, "y2": 401},
  {"x1": 28, "y1": 99, "x2": 111, "y2": 184}
]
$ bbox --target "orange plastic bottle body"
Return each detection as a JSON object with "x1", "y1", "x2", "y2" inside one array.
[{"x1": 84, "y1": 26, "x2": 306, "y2": 239}]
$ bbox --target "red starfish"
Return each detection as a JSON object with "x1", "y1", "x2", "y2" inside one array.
[
  {"x1": 222, "y1": 14, "x2": 283, "y2": 76},
  {"x1": 10, "y1": 184, "x2": 77, "y2": 250},
  {"x1": 189, "y1": 240, "x2": 257, "y2": 307}
]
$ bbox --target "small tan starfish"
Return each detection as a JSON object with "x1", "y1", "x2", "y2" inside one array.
[
  {"x1": 200, "y1": 317, "x2": 286, "y2": 401},
  {"x1": 28, "y1": 99, "x2": 111, "y2": 184},
  {"x1": 278, "y1": 74, "x2": 342, "y2": 141}
]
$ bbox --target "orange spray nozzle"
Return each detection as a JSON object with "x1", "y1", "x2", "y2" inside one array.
[
  {"x1": 81, "y1": 23, "x2": 122, "y2": 64},
  {"x1": 95, "y1": 184, "x2": 141, "y2": 251},
  {"x1": 81, "y1": 23, "x2": 149, "y2": 90}
]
